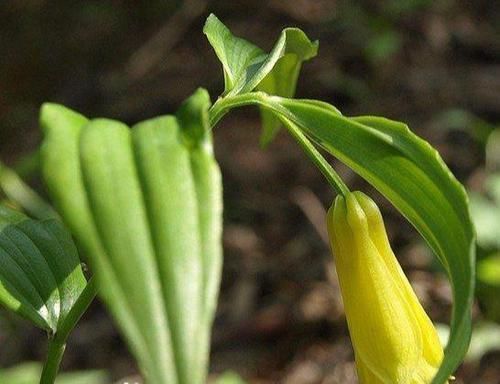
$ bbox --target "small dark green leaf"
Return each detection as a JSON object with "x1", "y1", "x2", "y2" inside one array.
[
  {"x1": 256, "y1": 30, "x2": 318, "y2": 146},
  {"x1": 203, "y1": 14, "x2": 265, "y2": 95},
  {"x1": 0, "y1": 205, "x2": 87, "y2": 333},
  {"x1": 204, "y1": 14, "x2": 318, "y2": 145}
]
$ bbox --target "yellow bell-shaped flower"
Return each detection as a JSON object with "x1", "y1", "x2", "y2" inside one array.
[{"x1": 327, "y1": 191, "x2": 446, "y2": 384}]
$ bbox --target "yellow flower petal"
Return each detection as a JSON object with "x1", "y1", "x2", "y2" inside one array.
[{"x1": 327, "y1": 191, "x2": 445, "y2": 384}]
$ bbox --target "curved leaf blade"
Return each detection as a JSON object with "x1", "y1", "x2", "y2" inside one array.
[
  {"x1": 0, "y1": 205, "x2": 86, "y2": 332},
  {"x1": 211, "y1": 93, "x2": 475, "y2": 383},
  {"x1": 264, "y1": 96, "x2": 474, "y2": 383},
  {"x1": 204, "y1": 13, "x2": 318, "y2": 97},
  {"x1": 255, "y1": 29, "x2": 318, "y2": 145},
  {"x1": 203, "y1": 14, "x2": 265, "y2": 95},
  {"x1": 204, "y1": 14, "x2": 318, "y2": 144}
]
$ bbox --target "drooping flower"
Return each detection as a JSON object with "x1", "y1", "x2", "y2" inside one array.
[{"x1": 327, "y1": 191, "x2": 446, "y2": 384}]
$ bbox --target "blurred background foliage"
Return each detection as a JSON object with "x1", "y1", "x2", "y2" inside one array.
[{"x1": 0, "y1": 0, "x2": 499, "y2": 383}]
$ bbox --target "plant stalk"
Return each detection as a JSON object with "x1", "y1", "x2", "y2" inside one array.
[
  {"x1": 278, "y1": 115, "x2": 349, "y2": 196},
  {"x1": 39, "y1": 276, "x2": 99, "y2": 384},
  {"x1": 209, "y1": 92, "x2": 349, "y2": 196},
  {"x1": 0, "y1": 161, "x2": 57, "y2": 219}
]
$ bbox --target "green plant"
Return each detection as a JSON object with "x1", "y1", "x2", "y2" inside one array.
[{"x1": 0, "y1": 14, "x2": 475, "y2": 384}]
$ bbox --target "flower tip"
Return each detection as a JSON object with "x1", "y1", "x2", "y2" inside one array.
[{"x1": 345, "y1": 192, "x2": 370, "y2": 232}]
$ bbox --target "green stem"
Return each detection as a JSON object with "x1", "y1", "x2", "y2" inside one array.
[
  {"x1": 39, "y1": 276, "x2": 99, "y2": 384},
  {"x1": 0, "y1": 161, "x2": 57, "y2": 219},
  {"x1": 209, "y1": 92, "x2": 349, "y2": 196},
  {"x1": 40, "y1": 338, "x2": 66, "y2": 384},
  {"x1": 278, "y1": 115, "x2": 349, "y2": 196}
]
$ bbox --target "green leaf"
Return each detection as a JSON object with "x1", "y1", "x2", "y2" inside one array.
[
  {"x1": 42, "y1": 103, "x2": 177, "y2": 384},
  {"x1": 0, "y1": 362, "x2": 109, "y2": 384},
  {"x1": 275, "y1": 97, "x2": 474, "y2": 384},
  {"x1": 40, "y1": 91, "x2": 222, "y2": 384},
  {"x1": 203, "y1": 14, "x2": 318, "y2": 145},
  {"x1": 176, "y1": 89, "x2": 223, "y2": 382},
  {"x1": 210, "y1": 92, "x2": 475, "y2": 384},
  {"x1": 203, "y1": 14, "x2": 265, "y2": 95},
  {"x1": 0, "y1": 205, "x2": 87, "y2": 333},
  {"x1": 256, "y1": 30, "x2": 318, "y2": 146}
]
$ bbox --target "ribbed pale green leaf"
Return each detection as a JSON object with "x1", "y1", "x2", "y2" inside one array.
[
  {"x1": 177, "y1": 89, "x2": 223, "y2": 381},
  {"x1": 0, "y1": 204, "x2": 86, "y2": 333},
  {"x1": 80, "y1": 118, "x2": 179, "y2": 384},
  {"x1": 204, "y1": 14, "x2": 318, "y2": 145},
  {"x1": 40, "y1": 89, "x2": 222, "y2": 384},
  {"x1": 41, "y1": 105, "x2": 159, "y2": 381}
]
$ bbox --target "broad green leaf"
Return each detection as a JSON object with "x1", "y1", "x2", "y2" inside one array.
[
  {"x1": 0, "y1": 362, "x2": 109, "y2": 384},
  {"x1": 273, "y1": 97, "x2": 474, "y2": 384},
  {"x1": 204, "y1": 14, "x2": 318, "y2": 145},
  {"x1": 0, "y1": 205, "x2": 86, "y2": 332},
  {"x1": 40, "y1": 90, "x2": 222, "y2": 384},
  {"x1": 211, "y1": 93, "x2": 475, "y2": 383},
  {"x1": 80, "y1": 118, "x2": 179, "y2": 384},
  {"x1": 42, "y1": 103, "x2": 177, "y2": 384}
]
